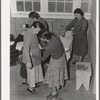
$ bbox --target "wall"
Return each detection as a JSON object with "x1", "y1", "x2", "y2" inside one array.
[
  {"x1": 88, "y1": 0, "x2": 96, "y2": 94},
  {"x1": 10, "y1": 16, "x2": 72, "y2": 38}
]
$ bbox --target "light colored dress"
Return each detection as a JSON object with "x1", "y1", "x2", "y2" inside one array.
[{"x1": 23, "y1": 28, "x2": 43, "y2": 87}]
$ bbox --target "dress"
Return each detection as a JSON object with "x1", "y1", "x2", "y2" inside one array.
[
  {"x1": 22, "y1": 28, "x2": 43, "y2": 87},
  {"x1": 65, "y1": 17, "x2": 88, "y2": 56},
  {"x1": 33, "y1": 35, "x2": 68, "y2": 89}
]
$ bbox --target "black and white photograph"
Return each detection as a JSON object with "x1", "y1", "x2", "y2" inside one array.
[{"x1": 1, "y1": 0, "x2": 99, "y2": 100}]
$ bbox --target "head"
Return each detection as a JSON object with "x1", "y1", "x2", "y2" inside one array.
[
  {"x1": 29, "y1": 11, "x2": 40, "y2": 24},
  {"x1": 74, "y1": 8, "x2": 84, "y2": 19},
  {"x1": 38, "y1": 30, "x2": 51, "y2": 42},
  {"x1": 30, "y1": 21, "x2": 45, "y2": 34},
  {"x1": 22, "y1": 24, "x2": 29, "y2": 31}
]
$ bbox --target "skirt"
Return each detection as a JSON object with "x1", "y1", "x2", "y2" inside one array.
[{"x1": 44, "y1": 53, "x2": 68, "y2": 89}]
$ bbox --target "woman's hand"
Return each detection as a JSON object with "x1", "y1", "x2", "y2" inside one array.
[
  {"x1": 26, "y1": 62, "x2": 32, "y2": 69},
  {"x1": 61, "y1": 32, "x2": 65, "y2": 37},
  {"x1": 38, "y1": 44, "x2": 43, "y2": 49}
]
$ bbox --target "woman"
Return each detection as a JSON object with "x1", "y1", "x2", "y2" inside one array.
[
  {"x1": 32, "y1": 30, "x2": 68, "y2": 98},
  {"x1": 62, "y1": 8, "x2": 88, "y2": 63},
  {"x1": 29, "y1": 11, "x2": 50, "y2": 77},
  {"x1": 22, "y1": 21, "x2": 44, "y2": 94},
  {"x1": 29, "y1": 11, "x2": 48, "y2": 30}
]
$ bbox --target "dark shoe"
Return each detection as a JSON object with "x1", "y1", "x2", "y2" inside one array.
[
  {"x1": 51, "y1": 93, "x2": 58, "y2": 98},
  {"x1": 22, "y1": 81, "x2": 28, "y2": 85},
  {"x1": 27, "y1": 88, "x2": 39, "y2": 95},
  {"x1": 46, "y1": 93, "x2": 58, "y2": 99}
]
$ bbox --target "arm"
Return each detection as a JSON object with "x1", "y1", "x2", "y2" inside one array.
[
  {"x1": 65, "y1": 18, "x2": 76, "y2": 31},
  {"x1": 61, "y1": 18, "x2": 75, "y2": 37},
  {"x1": 23, "y1": 32, "x2": 31, "y2": 64},
  {"x1": 32, "y1": 45, "x2": 52, "y2": 61}
]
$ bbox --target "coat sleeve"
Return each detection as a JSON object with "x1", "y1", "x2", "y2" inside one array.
[
  {"x1": 23, "y1": 32, "x2": 32, "y2": 63},
  {"x1": 65, "y1": 18, "x2": 76, "y2": 31}
]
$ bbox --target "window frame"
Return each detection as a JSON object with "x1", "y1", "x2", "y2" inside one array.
[{"x1": 10, "y1": 0, "x2": 92, "y2": 19}]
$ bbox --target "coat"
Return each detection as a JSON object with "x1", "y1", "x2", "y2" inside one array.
[
  {"x1": 65, "y1": 17, "x2": 88, "y2": 56},
  {"x1": 22, "y1": 28, "x2": 41, "y2": 66}
]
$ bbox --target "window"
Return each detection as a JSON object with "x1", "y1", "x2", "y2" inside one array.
[
  {"x1": 16, "y1": 0, "x2": 40, "y2": 12},
  {"x1": 10, "y1": 0, "x2": 92, "y2": 19},
  {"x1": 48, "y1": 0, "x2": 73, "y2": 13},
  {"x1": 80, "y1": 0, "x2": 91, "y2": 13}
]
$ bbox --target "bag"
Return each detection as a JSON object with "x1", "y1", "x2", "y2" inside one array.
[{"x1": 20, "y1": 62, "x2": 27, "y2": 79}]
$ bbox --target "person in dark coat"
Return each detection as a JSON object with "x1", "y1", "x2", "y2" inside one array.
[{"x1": 62, "y1": 8, "x2": 88, "y2": 63}]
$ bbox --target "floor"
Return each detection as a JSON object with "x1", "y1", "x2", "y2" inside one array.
[{"x1": 10, "y1": 55, "x2": 96, "y2": 100}]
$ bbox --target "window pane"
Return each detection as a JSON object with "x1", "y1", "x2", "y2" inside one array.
[
  {"x1": 57, "y1": 2, "x2": 64, "y2": 12},
  {"x1": 49, "y1": 0, "x2": 56, "y2": 1},
  {"x1": 81, "y1": 3, "x2": 88, "y2": 13},
  {"x1": 25, "y1": 2, "x2": 32, "y2": 11},
  {"x1": 17, "y1": 1, "x2": 24, "y2": 11},
  {"x1": 48, "y1": 2, "x2": 56, "y2": 12},
  {"x1": 57, "y1": 0, "x2": 64, "y2": 1},
  {"x1": 65, "y1": 0, "x2": 73, "y2": 1},
  {"x1": 81, "y1": 0, "x2": 89, "y2": 2},
  {"x1": 33, "y1": 2, "x2": 40, "y2": 11},
  {"x1": 65, "y1": 3, "x2": 73, "y2": 12}
]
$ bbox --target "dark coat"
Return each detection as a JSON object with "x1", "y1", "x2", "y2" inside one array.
[{"x1": 65, "y1": 17, "x2": 88, "y2": 56}]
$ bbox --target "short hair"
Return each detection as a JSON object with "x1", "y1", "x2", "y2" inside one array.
[
  {"x1": 29, "y1": 11, "x2": 40, "y2": 19},
  {"x1": 74, "y1": 8, "x2": 84, "y2": 16},
  {"x1": 31, "y1": 21, "x2": 45, "y2": 30},
  {"x1": 38, "y1": 30, "x2": 52, "y2": 40}
]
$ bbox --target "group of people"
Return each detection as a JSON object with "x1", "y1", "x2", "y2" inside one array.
[{"x1": 20, "y1": 8, "x2": 88, "y2": 99}]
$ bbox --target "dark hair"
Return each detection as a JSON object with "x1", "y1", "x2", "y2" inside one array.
[
  {"x1": 25, "y1": 24, "x2": 30, "y2": 28},
  {"x1": 38, "y1": 30, "x2": 52, "y2": 40},
  {"x1": 29, "y1": 11, "x2": 40, "y2": 19},
  {"x1": 31, "y1": 21, "x2": 45, "y2": 30},
  {"x1": 74, "y1": 8, "x2": 84, "y2": 16}
]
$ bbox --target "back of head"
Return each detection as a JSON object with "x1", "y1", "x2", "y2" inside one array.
[
  {"x1": 29, "y1": 11, "x2": 40, "y2": 19},
  {"x1": 38, "y1": 30, "x2": 51, "y2": 40},
  {"x1": 31, "y1": 21, "x2": 45, "y2": 30},
  {"x1": 74, "y1": 8, "x2": 84, "y2": 16}
]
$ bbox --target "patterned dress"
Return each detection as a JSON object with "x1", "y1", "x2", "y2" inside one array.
[{"x1": 33, "y1": 35, "x2": 68, "y2": 89}]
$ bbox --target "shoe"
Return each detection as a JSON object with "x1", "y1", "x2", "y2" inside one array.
[
  {"x1": 22, "y1": 81, "x2": 28, "y2": 85},
  {"x1": 46, "y1": 93, "x2": 58, "y2": 99},
  {"x1": 27, "y1": 88, "x2": 39, "y2": 95}
]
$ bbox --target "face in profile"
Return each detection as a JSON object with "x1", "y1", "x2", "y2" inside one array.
[
  {"x1": 30, "y1": 17, "x2": 38, "y2": 25},
  {"x1": 31, "y1": 26, "x2": 41, "y2": 34},
  {"x1": 74, "y1": 13, "x2": 82, "y2": 19}
]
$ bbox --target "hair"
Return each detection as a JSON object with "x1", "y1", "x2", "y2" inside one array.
[
  {"x1": 31, "y1": 21, "x2": 45, "y2": 30},
  {"x1": 29, "y1": 11, "x2": 40, "y2": 19},
  {"x1": 25, "y1": 24, "x2": 30, "y2": 28},
  {"x1": 38, "y1": 30, "x2": 52, "y2": 40},
  {"x1": 74, "y1": 8, "x2": 84, "y2": 16}
]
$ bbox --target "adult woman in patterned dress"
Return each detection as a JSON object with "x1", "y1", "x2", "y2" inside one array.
[{"x1": 32, "y1": 30, "x2": 68, "y2": 98}]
